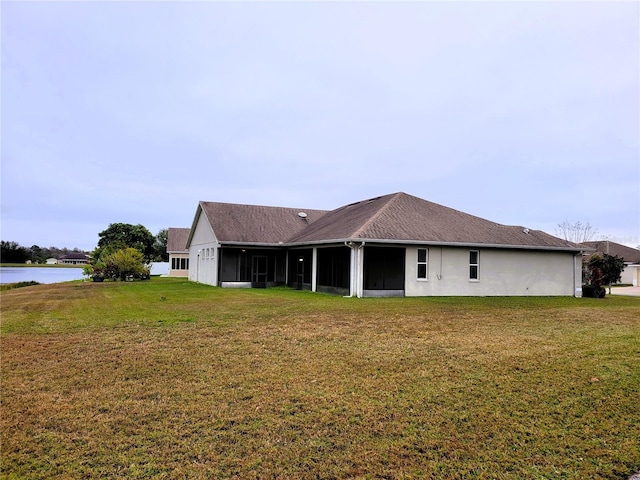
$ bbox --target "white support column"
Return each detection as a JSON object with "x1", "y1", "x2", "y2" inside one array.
[
  {"x1": 284, "y1": 252, "x2": 289, "y2": 286},
  {"x1": 349, "y1": 244, "x2": 355, "y2": 297},
  {"x1": 311, "y1": 247, "x2": 318, "y2": 292},
  {"x1": 356, "y1": 242, "x2": 366, "y2": 298}
]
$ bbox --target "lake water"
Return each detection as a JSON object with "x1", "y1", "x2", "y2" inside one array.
[
  {"x1": 0, "y1": 263, "x2": 170, "y2": 285},
  {"x1": 0, "y1": 267, "x2": 86, "y2": 285}
]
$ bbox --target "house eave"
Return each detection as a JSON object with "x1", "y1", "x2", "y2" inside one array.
[{"x1": 185, "y1": 205, "x2": 203, "y2": 249}]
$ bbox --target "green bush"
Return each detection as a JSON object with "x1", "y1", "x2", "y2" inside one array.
[
  {"x1": 0, "y1": 281, "x2": 40, "y2": 291},
  {"x1": 582, "y1": 284, "x2": 605, "y2": 298}
]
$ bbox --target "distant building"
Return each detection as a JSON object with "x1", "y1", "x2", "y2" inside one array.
[
  {"x1": 167, "y1": 228, "x2": 190, "y2": 277},
  {"x1": 581, "y1": 241, "x2": 640, "y2": 286},
  {"x1": 46, "y1": 258, "x2": 58, "y2": 265},
  {"x1": 59, "y1": 253, "x2": 89, "y2": 265}
]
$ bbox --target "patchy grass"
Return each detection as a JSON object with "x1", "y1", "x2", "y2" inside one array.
[{"x1": 1, "y1": 279, "x2": 639, "y2": 479}]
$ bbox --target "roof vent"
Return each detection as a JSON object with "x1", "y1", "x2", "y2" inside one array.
[
  {"x1": 523, "y1": 228, "x2": 530, "y2": 234},
  {"x1": 298, "y1": 212, "x2": 308, "y2": 219}
]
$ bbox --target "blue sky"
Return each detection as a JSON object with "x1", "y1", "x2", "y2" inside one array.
[{"x1": 2, "y1": 1, "x2": 638, "y2": 251}]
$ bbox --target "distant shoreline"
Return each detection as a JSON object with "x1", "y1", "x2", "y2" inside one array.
[{"x1": 0, "y1": 263, "x2": 84, "y2": 269}]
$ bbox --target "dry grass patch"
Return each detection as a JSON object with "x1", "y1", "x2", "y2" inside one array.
[{"x1": 1, "y1": 279, "x2": 639, "y2": 479}]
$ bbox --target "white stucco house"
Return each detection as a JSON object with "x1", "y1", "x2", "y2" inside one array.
[{"x1": 185, "y1": 192, "x2": 587, "y2": 297}]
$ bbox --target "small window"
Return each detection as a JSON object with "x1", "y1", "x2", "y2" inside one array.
[
  {"x1": 171, "y1": 258, "x2": 177, "y2": 270},
  {"x1": 417, "y1": 248, "x2": 428, "y2": 279},
  {"x1": 469, "y1": 250, "x2": 479, "y2": 280}
]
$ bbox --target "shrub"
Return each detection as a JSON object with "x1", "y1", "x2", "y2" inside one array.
[
  {"x1": 582, "y1": 284, "x2": 605, "y2": 298},
  {"x1": 0, "y1": 281, "x2": 40, "y2": 291}
]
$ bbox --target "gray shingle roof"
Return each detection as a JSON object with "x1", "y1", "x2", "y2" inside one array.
[
  {"x1": 167, "y1": 228, "x2": 191, "y2": 252},
  {"x1": 288, "y1": 192, "x2": 582, "y2": 250},
  {"x1": 192, "y1": 192, "x2": 583, "y2": 251},
  {"x1": 198, "y1": 201, "x2": 327, "y2": 244},
  {"x1": 581, "y1": 241, "x2": 640, "y2": 263}
]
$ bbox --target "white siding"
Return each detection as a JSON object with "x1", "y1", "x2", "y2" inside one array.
[
  {"x1": 620, "y1": 265, "x2": 637, "y2": 285},
  {"x1": 405, "y1": 246, "x2": 580, "y2": 296},
  {"x1": 188, "y1": 211, "x2": 219, "y2": 286}
]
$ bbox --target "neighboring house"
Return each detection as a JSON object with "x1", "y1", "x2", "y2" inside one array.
[
  {"x1": 46, "y1": 258, "x2": 58, "y2": 265},
  {"x1": 581, "y1": 241, "x2": 640, "y2": 286},
  {"x1": 186, "y1": 192, "x2": 586, "y2": 297},
  {"x1": 167, "y1": 227, "x2": 191, "y2": 278},
  {"x1": 59, "y1": 253, "x2": 89, "y2": 265}
]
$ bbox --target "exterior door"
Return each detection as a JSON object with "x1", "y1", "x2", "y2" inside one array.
[{"x1": 252, "y1": 255, "x2": 267, "y2": 284}]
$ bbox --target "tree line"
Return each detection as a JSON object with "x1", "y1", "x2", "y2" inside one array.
[
  {"x1": 1, "y1": 225, "x2": 169, "y2": 265},
  {"x1": 0, "y1": 241, "x2": 90, "y2": 264}
]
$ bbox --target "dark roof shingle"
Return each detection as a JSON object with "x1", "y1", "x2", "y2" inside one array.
[
  {"x1": 167, "y1": 228, "x2": 191, "y2": 252},
  {"x1": 191, "y1": 192, "x2": 583, "y2": 251},
  {"x1": 288, "y1": 192, "x2": 581, "y2": 250},
  {"x1": 581, "y1": 241, "x2": 640, "y2": 263},
  {"x1": 199, "y1": 201, "x2": 327, "y2": 244}
]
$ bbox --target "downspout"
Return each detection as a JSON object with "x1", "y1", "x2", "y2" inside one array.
[
  {"x1": 574, "y1": 252, "x2": 582, "y2": 297},
  {"x1": 197, "y1": 250, "x2": 201, "y2": 283}
]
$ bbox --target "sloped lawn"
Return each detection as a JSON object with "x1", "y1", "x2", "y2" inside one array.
[{"x1": 1, "y1": 279, "x2": 639, "y2": 479}]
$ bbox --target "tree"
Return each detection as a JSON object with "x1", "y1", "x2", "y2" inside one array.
[
  {"x1": 84, "y1": 248, "x2": 149, "y2": 281},
  {"x1": 30, "y1": 245, "x2": 43, "y2": 264},
  {"x1": 0, "y1": 241, "x2": 29, "y2": 263},
  {"x1": 97, "y1": 223, "x2": 156, "y2": 262},
  {"x1": 106, "y1": 248, "x2": 149, "y2": 281},
  {"x1": 153, "y1": 228, "x2": 169, "y2": 262},
  {"x1": 587, "y1": 253, "x2": 625, "y2": 294},
  {"x1": 555, "y1": 220, "x2": 599, "y2": 243}
]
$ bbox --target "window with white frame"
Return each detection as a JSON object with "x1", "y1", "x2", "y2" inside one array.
[
  {"x1": 469, "y1": 250, "x2": 479, "y2": 280},
  {"x1": 417, "y1": 248, "x2": 428, "y2": 279},
  {"x1": 171, "y1": 257, "x2": 189, "y2": 270}
]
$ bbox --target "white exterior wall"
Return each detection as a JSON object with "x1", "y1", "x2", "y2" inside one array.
[
  {"x1": 622, "y1": 265, "x2": 639, "y2": 286},
  {"x1": 620, "y1": 265, "x2": 637, "y2": 285},
  {"x1": 188, "y1": 212, "x2": 219, "y2": 286},
  {"x1": 404, "y1": 246, "x2": 580, "y2": 296}
]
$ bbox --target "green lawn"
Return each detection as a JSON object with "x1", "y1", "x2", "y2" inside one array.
[{"x1": 1, "y1": 278, "x2": 639, "y2": 479}]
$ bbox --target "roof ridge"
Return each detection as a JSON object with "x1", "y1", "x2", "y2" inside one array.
[
  {"x1": 351, "y1": 193, "x2": 402, "y2": 238},
  {"x1": 199, "y1": 199, "x2": 328, "y2": 213}
]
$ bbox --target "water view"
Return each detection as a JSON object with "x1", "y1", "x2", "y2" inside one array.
[{"x1": 0, "y1": 267, "x2": 86, "y2": 285}]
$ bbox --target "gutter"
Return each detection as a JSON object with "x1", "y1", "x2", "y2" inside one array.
[
  {"x1": 285, "y1": 237, "x2": 590, "y2": 253},
  {"x1": 219, "y1": 238, "x2": 591, "y2": 253}
]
